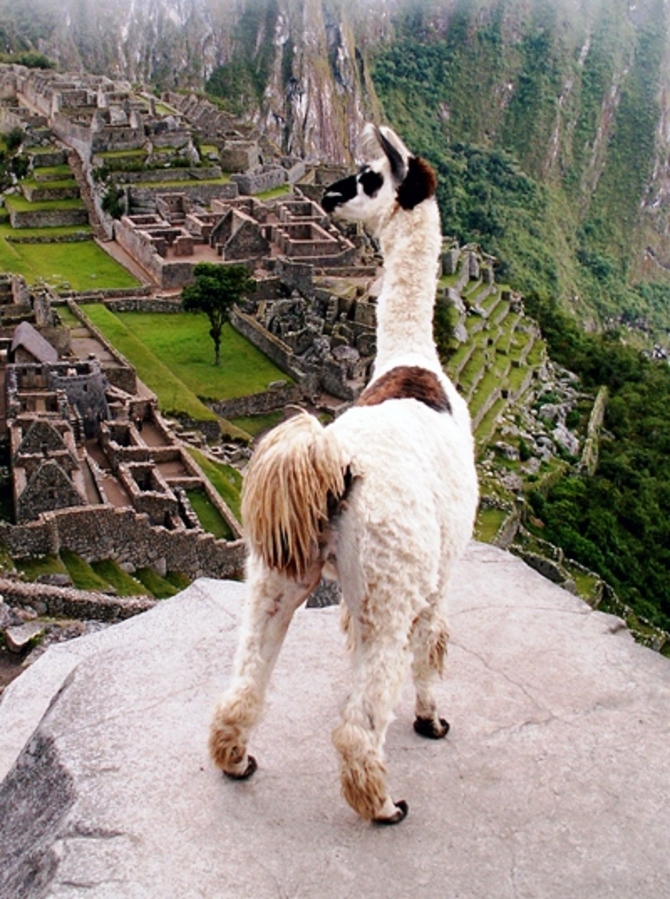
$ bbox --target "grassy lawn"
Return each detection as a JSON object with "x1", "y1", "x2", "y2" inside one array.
[
  {"x1": 186, "y1": 489, "x2": 235, "y2": 540},
  {"x1": 92, "y1": 308, "x2": 291, "y2": 400},
  {"x1": 81, "y1": 305, "x2": 218, "y2": 421},
  {"x1": 33, "y1": 165, "x2": 74, "y2": 179},
  {"x1": 188, "y1": 448, "x2": 242, "y2": 522},
  {"x1": 131, "y1": 175, "x2": 231, "y2": 189},
  {"x1": 165, "y1": 571, "x2": 192, "y2": 591},
  {"x1": 21, "y1": 178, "x2": 77, "y2": 191},
  {"x1": 96, "y1": 149, "x2": 148, "y2": 160},
  {"x1": 5, "y1": 242, "x2": 140, "y2": 291},
  {"x1": 0, "y1": 223, "x2": 139, "y2": 290}
]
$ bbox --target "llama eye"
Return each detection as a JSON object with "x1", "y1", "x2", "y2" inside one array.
[{"x1": 359, "y1": 169, "x2": 384, "y2": 198}]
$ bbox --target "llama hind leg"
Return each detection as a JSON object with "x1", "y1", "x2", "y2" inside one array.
[
  {"x1": 332, "y1": 608, "x2": 413, "y2": 824},
  {"x1": 210, "y1": 557, "x2": 320, "y2": 778},
  {"x1": 410, "y1": 606, "x2": 450, "y2": 739}
]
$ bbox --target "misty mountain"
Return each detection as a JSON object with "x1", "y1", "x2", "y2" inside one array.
[{"x1": 2, "y1": 0, "x2": 670, "y2": 329}]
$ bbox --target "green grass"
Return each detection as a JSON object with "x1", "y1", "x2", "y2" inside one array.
[
  {"x1": 475, "y1": 396, "x2": 507, "y2": 445},
  {"x1": 0, "y1": 223, "x2": 138, "y2": 290},
  {"x1": 256, "y1": 185, "x2": 292, "y2": 201},
  {"x1": 54, "y1": 304, "x2": 81, "y2": 328},
  {"x1": 131, "y1": 175, "x2": 231, "y2": 189},
  {"x1": 135, "y1": 567, "x2": 180, "y2": 599},
  {"x1": 0, "y1": 222, "x2": 92, "y2": 240},
  {"x1": 90, "y1": 308, "x2": 291, "y2": 400},
  {"x1": 5, "y1": 194, "x2": 85, "y2": 213},
  {"x1": 33, "y1": 165, "x2": 74, "y2": 179},
  {"x1": 21, "y1": 178, "x2": 77, "y2": 191},
  {"x1": 186, "y1": 489, "x2": 235, "y2": 540},
  {"x1": 16, "y1": 554, "x2": 68, "y2": 581},
  {"x1": 187, "y1": 448, "x2": 242, "y2": 522},
  {"x1": 228, "y1": 410, "x2": 284, "y2": 437},
  {"x1": 165, "y1": 571, "x2": 192, "y2": 591},
  {"x1": 81, "y1": 305, "x2": 217, "y2": 421},
  {"x1": 96, "y1": 149, "x2": 148, "y2": 160},
  {"x1": 474, "y1": 507, "x2": 508, "y2": 543},
  {"x1": 60, "y1": 550, "x2": 112, "y2": 592},
  {"x1": 90, "y1": 559, "x2": 149, "y2": 596}
]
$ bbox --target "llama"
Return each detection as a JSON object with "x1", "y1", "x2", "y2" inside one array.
[{"x1": 209, "y1": 125, "x2": 478, "y2": 824}]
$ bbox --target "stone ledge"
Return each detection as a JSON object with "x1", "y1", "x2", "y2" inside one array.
[{"x1": 0, "y1": 543, "x2": 668, "y2": 898}]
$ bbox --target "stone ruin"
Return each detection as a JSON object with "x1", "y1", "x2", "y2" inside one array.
[
  {"x1": 113, "y1": 192, "x2": 357, "y2": 290},
  {"x1": 2, "y1": 316, "x2": 242, "y2": 580}
]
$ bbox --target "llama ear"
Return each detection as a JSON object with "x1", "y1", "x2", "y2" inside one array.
[
  {"x1": 374, "y1": 125, "x2": 408, "y2": 183},
  {"x1": 396, "y1": 156, "x2": 438, "y2": 210}
]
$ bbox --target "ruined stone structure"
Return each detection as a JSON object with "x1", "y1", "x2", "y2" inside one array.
[
  {"x1": 113, "y1": 193, "x2": 356, "y2": 290},
  {"x1": 2, "y1": 310, "x2": 243, "y2": 581}
]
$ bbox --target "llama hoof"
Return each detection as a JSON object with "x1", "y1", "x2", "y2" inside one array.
[
  {"x1": 413, "y1": 716, "x2": 450, "y2": 739},
  {"x1": 373, "y1": 800, "x2": 408, "y2": 825},
  {"x1": 223, "y1": 755, "x2": 258, "y2": 781}
]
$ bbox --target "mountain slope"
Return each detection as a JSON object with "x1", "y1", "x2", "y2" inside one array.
[{"x1": 2, "y1": 0, "x2": 670, "y2": 329}]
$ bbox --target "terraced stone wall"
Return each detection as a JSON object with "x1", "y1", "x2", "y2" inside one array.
[{"x1": 0, "y1": 506, "x2": 246, "y2": 580}]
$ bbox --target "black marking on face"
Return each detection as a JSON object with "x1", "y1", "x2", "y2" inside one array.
[
  {"x1": 359, "y1": 168, "x2": 384, "y2": 198},
  {"x1": 396, "y1": 156, "x2": 438, "y2": 210},
  {"x1": 322, "y1": 174, "x2": 358, "y2": 213}
]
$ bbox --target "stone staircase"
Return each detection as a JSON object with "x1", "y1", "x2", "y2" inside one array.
[{"x1": 66, "y1": 148, "x2": 109, "y2": 241}]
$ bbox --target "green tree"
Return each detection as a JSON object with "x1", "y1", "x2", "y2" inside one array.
[{"x1": 181, "y1": 263, "x2": 255, "y2": 366}]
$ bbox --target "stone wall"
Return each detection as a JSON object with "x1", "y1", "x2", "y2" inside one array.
[
  {"x1": 68, "y1": 301, "x2": 138, "y2": 395},
  {"x1": 231, "y1": 167, "x2": 286, "y2": 195},
  {"x1": 0, "y1": 577, "x2": 155, "y2": 621},
  {"x1": 21, "y1": 184, "x2": 80, "y2": 203},
  {"x1": 127, "y1": 182, "x2": 238, "y2": 215},
  {"x1": 0, "y1": 506, "x2": 246, "y2": 580},
  {"x1": 118, "y1": 167, "x2": 223, "y2": 184},
  {"x1": 230, "y1": 307, "x2": 303, "y2": 384},
  {"x1": 8, "y1": 206, "x2": 89, "y2": 229},
  {"x1": 207, "y1": 383, "x2": 301, "y2": 419},
  {"x1": 104, "y1": 296, "x2": 183, "y2": 313}
]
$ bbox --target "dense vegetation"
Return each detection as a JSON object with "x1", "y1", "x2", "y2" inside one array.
[
  {"x1": 371, "y1": 0, "x2": 670, "y2": 337},
  {"x1": 524, "y1": 294, "x2": 670, "y2": 631}
]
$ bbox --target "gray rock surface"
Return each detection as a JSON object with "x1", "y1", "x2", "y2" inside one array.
[{"x1": 0, "y1": 542, "x2": 669, "y2": 899}]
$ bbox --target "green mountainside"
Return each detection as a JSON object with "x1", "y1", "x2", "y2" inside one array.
[{"x1": 370, "y1": 0, "x2": 670, "y2": 338}]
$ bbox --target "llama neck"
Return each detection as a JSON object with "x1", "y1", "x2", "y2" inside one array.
[{"x1": 373, "y1": 198, "x2": 442, "y2": 373}]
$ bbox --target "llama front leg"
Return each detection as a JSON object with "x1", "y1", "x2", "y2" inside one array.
[
  {"x1": 410, "y1": 606, "x2": 450, "y2": 739},
  {"x1": 332, "y1": 613, "x2": 413, "y2": 824},
  {"x1": 209, "y1": 556, "x2": 320, "y2": 778}
]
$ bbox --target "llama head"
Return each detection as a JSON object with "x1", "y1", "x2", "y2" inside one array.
[{"x1": 321, "y1": 125, "x2": 437, "y2": 228}]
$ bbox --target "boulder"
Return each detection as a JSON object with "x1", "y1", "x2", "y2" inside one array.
[{"x1": 0, "y1": 544, "x2": 669, "y2": 898}]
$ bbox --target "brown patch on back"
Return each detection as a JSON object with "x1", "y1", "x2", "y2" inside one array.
[
  {"x1": 396, "y1": 156, "x2": 438, "y2": 210},
  {"x1": 356, "y1": 366, "x2": 452, "y2": 414}
]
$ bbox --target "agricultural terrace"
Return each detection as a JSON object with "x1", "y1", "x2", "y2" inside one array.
[
  {"x1": 83, "y1": 305, "x2": 292, "y2": 421},
  {"x1": 0, "y1": 222, "x2": 141, "y2": 291}
]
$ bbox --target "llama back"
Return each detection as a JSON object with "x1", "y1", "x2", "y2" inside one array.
[{"x1": 241, "y1": 412, "x2": 346, "y2": 580}]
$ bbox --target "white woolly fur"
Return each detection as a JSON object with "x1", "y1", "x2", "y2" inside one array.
[{"x1": 209, "y1": 125, "x2": 479, "y2": 825}]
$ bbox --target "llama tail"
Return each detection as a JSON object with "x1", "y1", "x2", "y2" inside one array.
[{"x1": 241, "y1": 411, "x2": 348, "y2": 580}]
